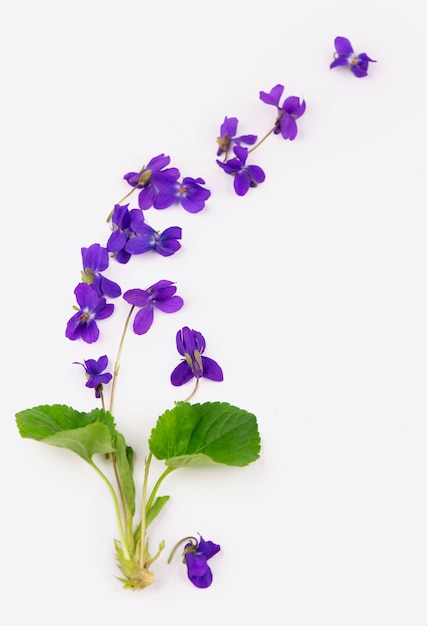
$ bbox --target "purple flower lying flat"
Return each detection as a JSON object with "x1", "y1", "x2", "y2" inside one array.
[
  {"x1": 81, "y1": 243, "x2": 121, "y2": 298},
  {"x1": 74, "y1": 355, "x2": 112, "y2": 398},
  {"x1": 125, "y1": 224, "x2": 182, "y2": 257},
  {"x1": 184, "y1": 535, "x2": 221, "y2": 589},
  {"x1": 124, "y1": 154, "x2": 180, "y2": 210},
  {"x1": 66, "y1": 283, "x2": 114, "y2": 344},
  {"x1": 155, "y1": 177, "x2": 211, "y2": 213},
  {"x1": 216, "y1": 116, "x2": 257, "y2": 158},
  {"x1": 330, "y1": 36, "x2": 376, "y2": 78},
  {"x1": 123, "y1": 280, "x2": 184, "y2": 335},
  {"x1": 170, "y1": 327, "x2": 224, "y2": 386},
  {"x1": 259, "y1": 84, "x2": 306, "y2": 140},
  {"x1": 217, "y1": 145, "x2": 265, "y2": 196}
]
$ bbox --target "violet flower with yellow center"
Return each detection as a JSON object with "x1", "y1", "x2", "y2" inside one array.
[
  {"x1": 330, "y1": 36, "x2": 376, "y2": 78},
  {"x1": 155, "y1": 177, "x2": 211, "y2": 213}
]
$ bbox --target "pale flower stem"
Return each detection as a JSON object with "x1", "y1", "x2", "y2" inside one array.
[
  {"x1": 106, "y1": 163, "x2": 145, "y2": 222},
  {"x1": 116, "y1": 186, "x2": 136, "y2": 206},
  {"x1": 109, "y1": 305, "x2": 135, "y2": 416},
  {"x1": 183, "y1": 378, "x2": 199, "y2": 403},
  {"x1": 167, "y1": 536, "x2": 198, "y2": 564},
  {"x1": 90, "y1": 460, "x2": 130, "y2": 561},
  {"x1": 248, "y1": 126, "x2": 276, "y2": 153},
  {"x1": 106, "y1": 188, "x2": 137, "y2": 222}
]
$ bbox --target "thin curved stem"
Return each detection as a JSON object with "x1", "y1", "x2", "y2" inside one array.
[
  {"x1": 167, "y1": 536, "x2": 198, "y2": 564},
  {"x1": 145, "y1": 465, "x2": 176, "y2": 514},
  {"x1": 106, "y1": 163, "x2": 146, "y2": 222},
  {"x1": 248, "y1": 126, "x2": 276, "y2": 153},
  {"x1": 182, "y1": 378, "x2": 199, "y2": 403}
]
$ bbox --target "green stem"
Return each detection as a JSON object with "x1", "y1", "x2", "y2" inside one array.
[
  {"x1": 111, "y1": 452, "x2": 129, "y2": 531},
  {"x1": 145, "y1": 465, "x2": 176, "y2": 514},
  {"x1": 138, "y1": 455, "x2": 176, "y2": 568},
  {"x1": 102, "y1": 305, "x2": 136, "y2": 542},
  {"x1": 139, "y1": 452, "x2": 152, "y2": 568},
  {"x1": 89, "y1": 460, "x2": 130, "y2": 560}
]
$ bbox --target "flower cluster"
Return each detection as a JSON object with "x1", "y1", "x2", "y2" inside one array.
[
  {"x1": 216, "y1": 36, "x2": 376, "y2": 197},
  {"x1": 65, "y1": 153, "x2": 211, "y2": 344},
  {"x1": 216, "y1": 84, "x2": 306, "y2": 196},
  {"x1": 107, "y1": 204, "x2": 182, "y2": 263},
  {"x1": 124, "y1": 154, "x2": 211, "y2": 213}
]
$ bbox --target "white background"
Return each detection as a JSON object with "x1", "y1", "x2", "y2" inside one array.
[{"x1": 1, "y1": 0, "x2": 426, "y2": 624}]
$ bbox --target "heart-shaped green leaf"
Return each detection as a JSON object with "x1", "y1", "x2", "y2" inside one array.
[{"x1": 149, "y1": 401, "x2": 260, "y2": 468}]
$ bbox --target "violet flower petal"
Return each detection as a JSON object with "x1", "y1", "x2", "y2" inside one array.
[
  {"x1": 334, "y1": 36, "x2": 353, "y2": 56},
  {"x1": 200, "y1": 356, "x2": 224, "y2": 382},
  {"x1": 133, "y1": 307, "x2": 154, "y2": 335},
  {"x1": 170, "y1": 361, "x2": 194, "y2": 386}
]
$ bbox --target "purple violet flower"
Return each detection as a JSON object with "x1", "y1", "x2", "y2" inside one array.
[
  {"x1": 125, "y1": 223, "x2": 182, "y2": 257},
  {"x1": 171, "y1": 326, "x2": 223, "y2": 386},
  {"x1": 330, "y1": 36, "x2": 376, "y2": 78},
  {"x1": 107, "y1": 204, "x2": 147, "y2": 264},
  {"x1": 81, "y1": 243, "x2": 121, "y2": 298},
  {"x1": 216, "y1": 116, "x2": 257, "y2": 158},
  {"x1": 216, "y1": 145, "x2": 265, "y2": 196},
  {"x1": 259, "y1": 84, "x2": 306, "y2": 140},
  {"x1": 74, "y1": 355, "x2": 112, "y2": 398},
  {"x1": 154, "y1": 177, "x2": 211, "y2": 213},
  {"x1": 123, "y1": 280, "x2": 184, "y2": 335},
  {"x1": 124, "y1": 154, "x2": 180, "y2": 210},
  {"x1": 66, "y1": 283, "x2": 114, "y2": 344},
  {"x1": 184, "y1": 535, "x2": 221, "y2": 589}
]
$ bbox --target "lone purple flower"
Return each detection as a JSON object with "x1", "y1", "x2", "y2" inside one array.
[
  {"x1": 81, "y1": 243, "x2": 121, "y2": 298},
  {"x1": 74, "y1": 355, "x2": 112, "y2": 398},
  {"x1": 216, "y1": 145, "x2": 265, "y2": 196},
  {"x1": 259, "y1": 84, "x2": 306, "y2": 140},
  {"x1": 171, "y1": 326, "x2": 223, "y2": 386},
  {"x1": 66, "y1": 283, "x2": 114, "y2": 344},
  {"x1": 216, "y1": 116, "x2": 257, "y2": 158},
  {"x1": 330, "y1": 36, "x2": 376, "y2": 78},
  {"x1": 184, "y1": 535, "x2": 221, "y2": 589},
  {"x1": 123, "y1": 280, "x2": 184, "y2": 335}
]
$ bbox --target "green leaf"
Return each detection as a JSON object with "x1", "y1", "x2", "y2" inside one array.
[
  {"x1": 114, "y1": 432, "x2": 136, "y2": 515},
  {"x1": 149, "y1": 401, "x2": 261, "y2": 468},
  {"x1": 16, "y1": 404, "x2": 116, "y2": 463},
  {"x1": 146, "y1": 495, "x2": 170, "y2": 527}
]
